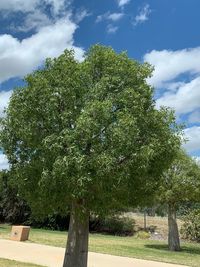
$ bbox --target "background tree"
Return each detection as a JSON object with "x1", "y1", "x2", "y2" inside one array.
[
  {"x1": 0, "y1": 170, "x2": 30, "y2": 224},
  {"x1": 158, "y1": 151, "x2": 200, "y2": 251},
  {"x1": 181, "y1": 208, "x2": 200, "y2": 242},
  {"x1": 0, "y1": 45, "x2": 181, "y2": 267}
]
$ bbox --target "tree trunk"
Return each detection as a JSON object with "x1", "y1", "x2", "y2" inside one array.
[
  {"x1": 63, "y1": 201, "x2": 89, "y2": 267},
  {"x1": 144, "y1": 209, "x2": 147, "y2": 230},
  {"x1": 168, "y1": 203, "x2": 181, "y2": 251}
]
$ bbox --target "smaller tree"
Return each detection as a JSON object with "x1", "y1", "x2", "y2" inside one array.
[{"x1": 158, "y1": 151, "x2": 200, "y2": 251}]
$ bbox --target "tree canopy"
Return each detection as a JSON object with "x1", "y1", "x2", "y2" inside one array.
[
  {"x1": 159, "y1": 151, "x2": 200, "y2": 205},
  {"x1": 0, "y1": 45, "x2": 181, "y2": 216}
]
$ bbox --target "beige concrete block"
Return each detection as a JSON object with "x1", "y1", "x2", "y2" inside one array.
[{"x1": 10, "y1": 225, "x2": 30, "y2": 241}]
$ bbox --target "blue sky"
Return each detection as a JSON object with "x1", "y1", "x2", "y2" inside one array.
[{"x1": 0, "y1": 0, "x2": 200, "y2": 169}]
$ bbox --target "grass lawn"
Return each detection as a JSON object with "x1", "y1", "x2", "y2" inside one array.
[
  {"x1": 0, "y1": 223, "x2": 200, "y2": 267},
  {"x1": 0, "y1": 258, "x2": 42, "y2": 267}
]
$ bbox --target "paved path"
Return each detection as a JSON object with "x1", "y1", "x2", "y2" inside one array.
[{"x1": 0, "y1": 239, "x2": 187, "y2": 267}]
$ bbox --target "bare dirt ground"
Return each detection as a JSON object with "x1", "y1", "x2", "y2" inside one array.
[{"x1": 125, "y1": 213, "x2": 183, "y2": 240}]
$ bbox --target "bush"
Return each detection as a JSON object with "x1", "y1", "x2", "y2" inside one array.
[
  {"x1": 180, "y1": 209, "x2": 200, "y2": 242},
  {"x1": 28, "y1": 213, "x2": 70, "y2": 231},
  {"x1": 90, "y1": 215, "x2": 135, "y2": 236},
  {"x1": 135, "y1": 230, "x2": 150, "y2": 239}
]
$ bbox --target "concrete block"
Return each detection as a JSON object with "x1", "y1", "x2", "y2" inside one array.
[{"x1": 10, "y1": 225, "x2": 30, "y2": 241}]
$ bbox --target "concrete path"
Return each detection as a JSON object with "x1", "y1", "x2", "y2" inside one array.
[{"x1": 0, "y1": 239, "x2": 187, "y2": 267}]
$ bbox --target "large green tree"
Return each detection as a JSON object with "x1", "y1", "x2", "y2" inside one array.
[
  {"x1": 158, "y1": 151, "x2": 200, "y2": 251},
  {"x1": 0, "y1": 45, "x2": 181, "y2": 267}
]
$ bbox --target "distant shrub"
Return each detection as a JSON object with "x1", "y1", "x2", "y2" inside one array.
[
  {"x1": 90, "y1": 215, "x2": 135, "y2": 236},
  {"x1": 148, "y1": 225, "x2": 157, "y2": 233},
  {"x1": 28, "y1": 213, "x2": 70, "y2": 231},
  {"x1": 180, "y1": 209, "x2": 200, "y2": 242},
  {"x1": 135, "y1": 230, "x2": 150, "y2": 239}
]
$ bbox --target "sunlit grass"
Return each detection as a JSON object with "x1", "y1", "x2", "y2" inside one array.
[{"x1": 0, "y1": 258, "x2": 42, "y2": 267}]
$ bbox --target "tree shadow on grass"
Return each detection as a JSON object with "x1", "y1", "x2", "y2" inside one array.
[{"x1": 145, "y1": 244, "x2": 200, "y2": 255}]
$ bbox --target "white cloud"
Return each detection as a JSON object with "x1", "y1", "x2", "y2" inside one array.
[
  {"x1": 117, "y1": 0, "x2": 130, "y2": 8},
  {"x1": 44, "y1": 0, "x2": 68, "y2": 15},
  {"x1": 96, "y1": 12, "x2": 124, "y2": 23},
  {"x1": 133, "y1": 4, "x2": 151, "y2": 26},
  {"x1": 144, "y1": 47, "x2": 200, "y2": 88},
  {"x1": 108, "y1": 13, "x2": 124, "y2": 21},
  {"x1": 0, "y1": 0, "x2": 39, "y2": 12},
  {"x1": 107, "y1": 24, "x2": 118, "y2": 34},
  {"x1": 144, "y1": 46, "x2": 200, "y2": 117},
  {"x1": 0, "y1": 154, "x2": 9, "y2": 170},
  {"x1": 96, "y1": 12, "x2": 123, "y2": 34},
  {"x1": 0, "y1": 90, "x2": 12, "y2": 117},
  {"x1": 144, "y1": 46, "x2": 200, "y2": 156},
  {"x1": 0, "y1": 0, "x2": 72, "y2": 32},
  {"x1": 74, "y1": 8, "x2": 91, "y2": 23},
  {"x1": 0, "y1": 18, "x2": 84, "y2": 84},
  {"x1": 0, "y1": 0, "x2": 68, "y2": 15},
  {"x1": 156, "y1": 77, "x2": 200, "y2": 115},
  {"x1": 188, "y1": 110, "x2": 200, "y2": 123},
  {"x1": 183, "y1": 126, "x2": 200, "y2": 153},
  {"x1": 12, "y1": 10, "x2": 51, "y2": 32}
]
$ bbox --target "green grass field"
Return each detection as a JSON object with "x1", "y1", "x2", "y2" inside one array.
[
  {"x1": 0, "y1": 258, "x2": 41, "y2": 267},
  {"x1": 1, "y1": 223, "x2": 200, "y2": 266}
]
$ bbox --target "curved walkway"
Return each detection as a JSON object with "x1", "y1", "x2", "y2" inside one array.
[{"x1": 0, "y1": 239, "x2": 187, "y2": 267}]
